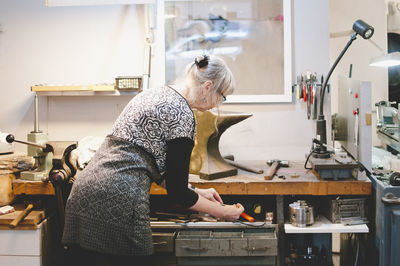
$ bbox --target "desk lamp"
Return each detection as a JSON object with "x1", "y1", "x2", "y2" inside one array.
[{"x1": 314, "y1": 19, "x2": 374, "y2": 158}]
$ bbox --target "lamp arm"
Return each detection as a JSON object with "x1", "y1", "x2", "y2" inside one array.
[{"x1": 319, "y1": 32, "x2": 358, "y2": 117}]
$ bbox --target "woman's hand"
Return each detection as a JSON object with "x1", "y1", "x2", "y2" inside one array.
[
  {"x1": 222, "y1": 203, "x2": 244, "y2": 221},
  {"x1": 196, "y1": 188, "x2": 223, "y2": 204}
]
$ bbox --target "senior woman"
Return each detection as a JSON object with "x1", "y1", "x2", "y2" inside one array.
[{"x1": 62, "y1": 55, "x2": 244, "y2": 266}]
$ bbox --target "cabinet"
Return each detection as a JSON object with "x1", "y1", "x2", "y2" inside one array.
[
  {"x1": 0, "y1": 218, "x2": 53, "y2": 266},
  {"x1": 152, "y1": 223, "x2": 278, "y2": 266}
]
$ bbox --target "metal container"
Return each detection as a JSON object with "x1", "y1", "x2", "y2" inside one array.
[
  {"x1": 168, "y1": 223, "x2": 277, "y2": 266},
  {"x1": 289, "y1": 200, "x2": 314, "y2": 227},
  {"x1": 325, "y1": 197, "x2": 366, "y2": 223},
  {"x1": 115, "y1": 76, "x2": 142, "y2": 91}
]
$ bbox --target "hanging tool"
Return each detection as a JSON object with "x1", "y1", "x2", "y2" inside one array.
[
  {"x1": 9, "y1": 203, "x2": 34, "y2": 229},
  {"x1": 312, "y1": 74, "x2": 318, "y2": 120},
  {"x1": 296, "y1": 76, "x2": 301, "y2": 99},
  {"x1": 307, "y1": 83, "x2": 311, "y2": 119}
]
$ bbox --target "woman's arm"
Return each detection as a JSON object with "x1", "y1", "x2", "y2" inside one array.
[
  {"x1": 188, "y1": 195, "x2": 244, "y2": 221},
  {"x1": 164, "y1": 137, "x2": 243, "y2": 220},
  {"x1": 188, "y1": 184, "x2": 223, "y2": 204}
]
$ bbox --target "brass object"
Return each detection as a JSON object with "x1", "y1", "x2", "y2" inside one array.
[{"x1": 189, "y1": 111, "x2": 252, "y2": 180}]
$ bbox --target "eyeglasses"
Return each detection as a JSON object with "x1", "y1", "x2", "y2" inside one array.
[{"x1": 220, "y1": 92, "x2": 227, "y2": 102}]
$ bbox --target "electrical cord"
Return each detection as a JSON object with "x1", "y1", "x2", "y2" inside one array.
[
  {"x1": 354, "y1": 234, "x2": 359, "y2": 266},
  {"x1": 304, "y1": 138, "x2": 334, "y2": 170},
  {"x1": 304, "y1": 149, "x2": 316, "y2": 170}
]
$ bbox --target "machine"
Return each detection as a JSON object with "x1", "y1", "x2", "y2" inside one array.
[
  {"x1": 375, "y1": 100, "x2": 400, "y2": 154},
  {"x1": 372, "y1": 100, "x2": 400, "y2": 266},
  {"x1": 308, "y1": 19, "x2": 374, "y2": 180},
  {"x1": 308, "y1": 76, "x2": 372, "y2": 180},
  {"x1": 332, "y1": 76, "x2": 372, "y2": 172},
  {"x1": 4, "y1": 94, "x2": 53, "y2": 181}
]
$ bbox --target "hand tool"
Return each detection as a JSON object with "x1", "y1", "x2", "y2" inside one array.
[
  {"x1": 296, "y1": 76, "x2": 300, "y2": 99},
  {"x1": 265, "y1": 161, "x2": 279, "y2": 180},
  {"x1": 233, "y1": 203, "x2": 255, "y2": 222},
  {"x1": 307, "y1": 83, "x2": 311, "y2": 119},
  {"x1": 312, "y1": 79, "x2": 318, "y2": 120},
  {"x1": 224, "y1": 158, "x2": 264, "y2": 174},
  {"x1": 9, "y1": 203, "x2": 34, "y2": 229},
  {"x1": 240, "y1": 212, "x2": 254, "y2": 222},
  {"x1": 264, "y1": 160, "x2": 289, "y2": 180},
  {"x1": 299, "y1": 76, "x2": 304, "y2": 100}
]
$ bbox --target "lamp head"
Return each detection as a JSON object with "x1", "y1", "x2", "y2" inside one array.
[{"x1": 353, "y1": 19, "x2": 374, "y2": 39}]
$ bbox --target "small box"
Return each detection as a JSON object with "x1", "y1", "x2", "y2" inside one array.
[
  {"x1": 115, "y1": 76, "x2": 142, "y2": 91},
  {"x1": 325, "y1": 198, "x2": 366, "y2": 223}
]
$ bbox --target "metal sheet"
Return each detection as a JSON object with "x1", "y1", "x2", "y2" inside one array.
[{"x1": 337, "y1": 76, "x2": 372, "y2": 172}]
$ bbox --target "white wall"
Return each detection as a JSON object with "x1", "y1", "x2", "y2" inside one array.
[
  {"x1": 0, "y1": 0, "x2": 146, "y2": 144},
  {"x1": 329, "y1": 0, "x2": 388, "y2": 147},
  {"x1": 0, "y1": 0, "x2": 329, "y2": 161}
]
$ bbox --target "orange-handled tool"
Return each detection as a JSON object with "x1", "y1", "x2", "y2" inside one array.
[{"x1": 240, "y1": 212, "x2": 254, "y2": 222}]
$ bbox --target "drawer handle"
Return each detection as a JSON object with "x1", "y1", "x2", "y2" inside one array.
[
  {"x1": 246, "y1": 246, "x2": 268, "y2": 251},
  {"x1": 153, "y1": 241, "x2": 168, "y2": 246},
  {"x1": 382, "y1": 193, "x2": 400, "y2": 205},
  {"x1": 182, "y1": 246, "x2": 208, "y2": 251}
]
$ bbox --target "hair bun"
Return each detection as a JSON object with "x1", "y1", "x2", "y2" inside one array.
[{"x1": 194, "y1": 55, "x2": 209, "y2": 68}]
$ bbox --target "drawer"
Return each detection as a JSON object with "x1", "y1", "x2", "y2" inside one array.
[
  {"x1": 175, "y1": 229, "x2": 277, "y2": 257},
  {"x1": 0, "y1": 218, "x2": 52, "y2": 266},
  {"x1": 0, "y1": 226, "x2": 43, "y2": 256},
  {"x1": 177, "y1": 256, "x2": 276, "y2": 266},
  {"x1": 0, "y1": 255, "x2": 41, "y2": 266},
  {"x1": 153, "y1": 232, "x2": 175, "y2": 253}
]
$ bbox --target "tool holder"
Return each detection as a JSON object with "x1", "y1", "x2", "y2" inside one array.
[{"x1": 292, "y1": 73, "x2": 328, "y2": 120}]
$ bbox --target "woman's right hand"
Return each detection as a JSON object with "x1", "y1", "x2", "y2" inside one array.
[{"x1": 222, "y1": 203, "x2": 244, "y2": 221}]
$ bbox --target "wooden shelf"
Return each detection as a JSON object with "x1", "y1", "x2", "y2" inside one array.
[
  {"x1": 284, "y1": 215, "x2": 369, "y2": 234},
  {"x1": 0, "y1": 210, "x2": 45, "y2": 230},
  {"x1": 31, "y1": 85, "x2": 139, "y2": 96}
]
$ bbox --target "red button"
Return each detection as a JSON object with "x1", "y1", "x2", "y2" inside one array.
[
  {"x1": 355, "y1": 92, "x2": 358, "y2": 98},
  {"x1": 353, "y1": 109, "x2": 357, "y2": 115}
]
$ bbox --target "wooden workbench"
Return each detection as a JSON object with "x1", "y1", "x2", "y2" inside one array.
[
  {"x1": 10, "y1": 160, "x2": 371, "y2": 266},
  {"x1": 12, "y1": 161, "x2": 371, "y2": 196},
  {"x1": 151, "y1": 161, "x2": 371, "y2": 196}
]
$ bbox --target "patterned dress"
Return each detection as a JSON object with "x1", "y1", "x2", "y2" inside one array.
[{"x1": 62, "y1": 86, "x2": 196, "y2": 256}]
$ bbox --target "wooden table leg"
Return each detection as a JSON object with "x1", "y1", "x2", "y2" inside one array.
[{"x1": 276, "y1": 195, "x2": 285, "y2": 266}]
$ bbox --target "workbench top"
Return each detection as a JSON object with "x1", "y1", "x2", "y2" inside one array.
[
  {"x1": 12, "y1": 161, "x2": 371, "y2": 196},
  {"x1": 153, "y1": 161, "x2": 372, "y2": 196}
]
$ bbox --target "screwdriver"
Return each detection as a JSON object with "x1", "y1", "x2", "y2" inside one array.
[
  {"x1": 233, "y1": 203, "x2": 254, "y2": 222},
  {"x1": 221, "y1": 203, "x2": 255, "y2": 222}
]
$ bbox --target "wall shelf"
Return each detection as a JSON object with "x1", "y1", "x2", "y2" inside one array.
[{"x1": 31, "y1": 85, "x2": 140, "y2": 96}]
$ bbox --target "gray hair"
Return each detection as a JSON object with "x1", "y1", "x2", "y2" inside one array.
[{"x1": 183, "y1": 55, "x2": 235, "y2": 105}]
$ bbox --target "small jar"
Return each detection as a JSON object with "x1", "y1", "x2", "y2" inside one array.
[{"x1": 265, "y1": 211, "x2": 273, "y2": 224}]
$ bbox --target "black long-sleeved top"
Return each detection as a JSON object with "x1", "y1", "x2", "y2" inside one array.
[{"x1": 164, "y1": 137, "x2": 199, "y2": 208}]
